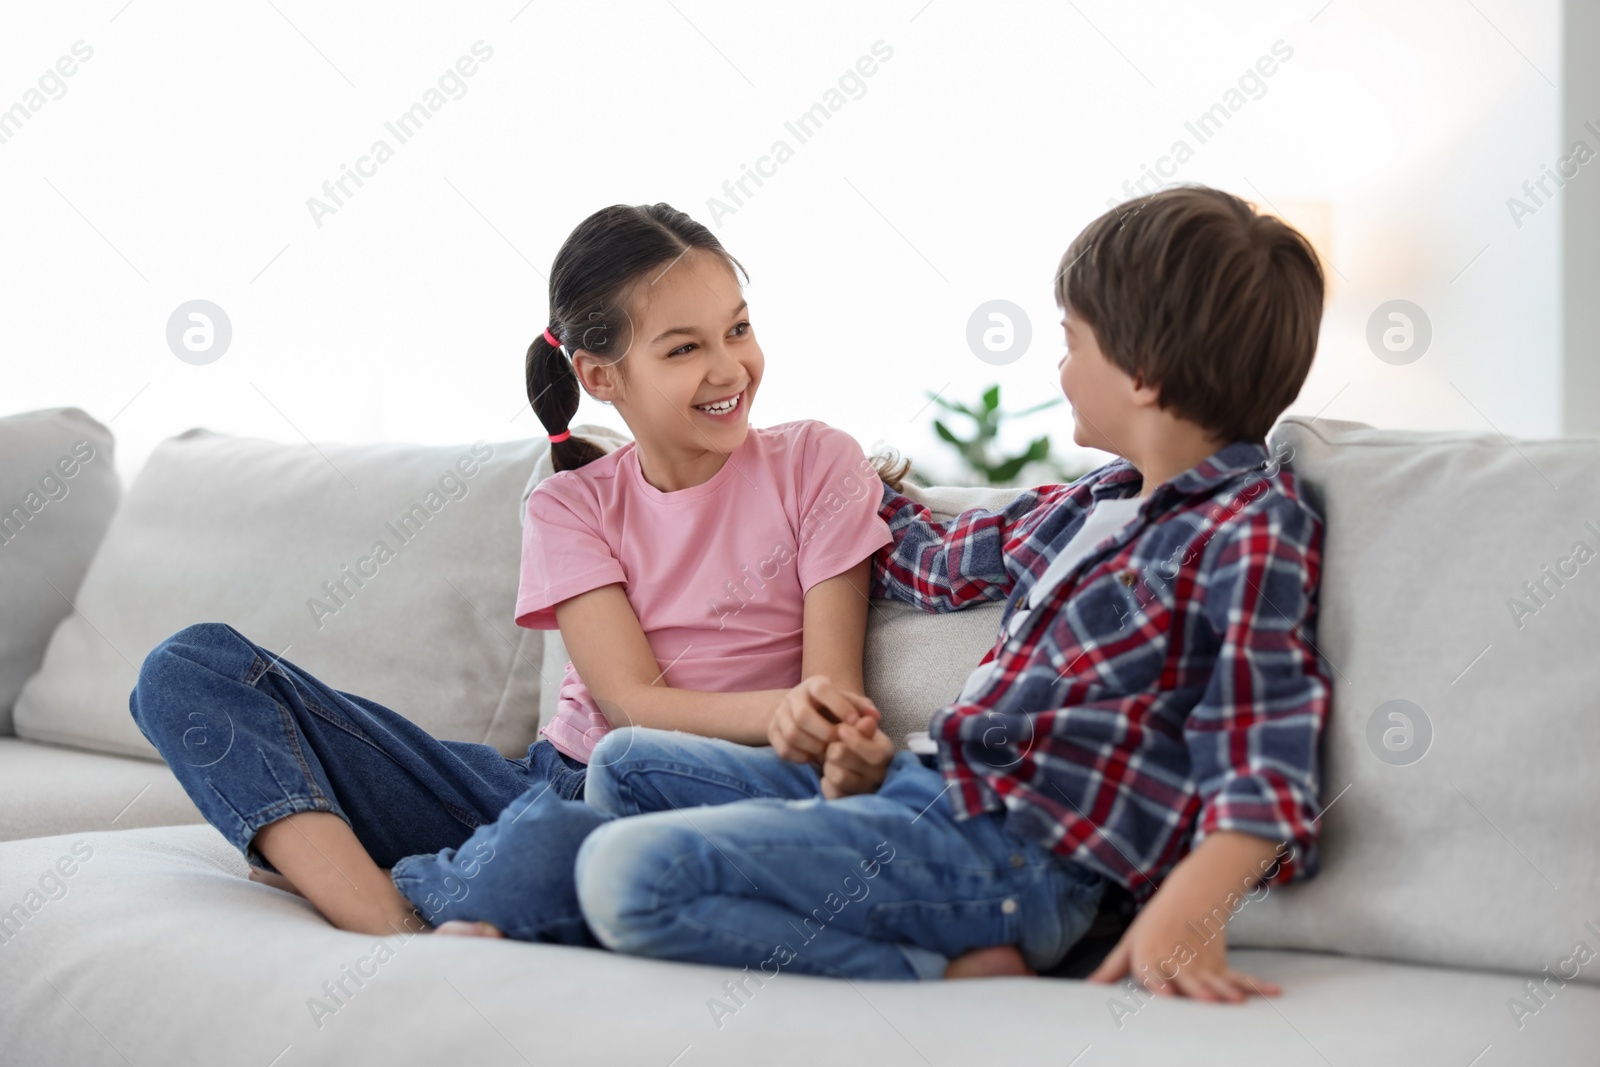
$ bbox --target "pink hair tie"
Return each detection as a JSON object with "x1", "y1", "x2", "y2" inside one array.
[
  {"x1": 543, "y1": 327, "x2": 562, "y2": 349},
  {"x1": 548, "y1": 429, "x2": 571, "y2": 443}
]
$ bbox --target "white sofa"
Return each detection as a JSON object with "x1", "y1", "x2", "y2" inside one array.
[{"x1": 1, "y1": 410, "x2": 1596, "y2": 1066}]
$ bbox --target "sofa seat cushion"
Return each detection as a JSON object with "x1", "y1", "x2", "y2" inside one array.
[
  {"x1": 2, "y1": 824, "x2": 1592, "y2": 1066},
  {"x1": 0, "y1": 737, "x2": 201, "y2": 842}
]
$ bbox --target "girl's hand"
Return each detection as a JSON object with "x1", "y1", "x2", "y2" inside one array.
[
  {"x1": 768, "y1": 675, "x2": 877, "y2": 767},
  {"x1": 820, "y1": 715, "x2": 895, "y2": 799}
]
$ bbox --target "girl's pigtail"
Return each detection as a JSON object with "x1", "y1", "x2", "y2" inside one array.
[
  {"x1": 868, "y1": 446, "x2": 915, "y2": 492},
  {"x1": 525, "y1": 329, "x2": 610, "y2": 473}
]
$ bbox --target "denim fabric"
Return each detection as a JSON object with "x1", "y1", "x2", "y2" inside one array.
[
  {"x1": 583, "y1": 725, "x2": 824, "y2": 816},
  {"x1": 387, "y1": 727, "x2": 828, "y2": 938},
  {"x1": 390, "y1": 781, "x2": 612, "y2": 943},
  {"x1": 128, "y1": 621, "x2": 597, "y2": 942},
  {"x1": 576, "y1": 741, "x2": 1110, "y2": 981}
]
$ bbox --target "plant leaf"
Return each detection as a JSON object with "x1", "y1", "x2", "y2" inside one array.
[{"x1": 990, "y1": 455, "x2": 1029, "y2": 482}]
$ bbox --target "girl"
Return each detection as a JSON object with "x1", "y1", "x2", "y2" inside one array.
[{"x1": 130, "y1": 202, "x2": 905, "y2": 943}]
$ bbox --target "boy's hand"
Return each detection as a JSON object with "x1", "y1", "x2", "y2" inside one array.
[
  {"x1": 820, "y1": 713, "x2": 895, "y2": 799},
  {"x1": 1086, "y1": 871, "x2": 1281, "y2": 1002},
  {"x1": 768, "y1": 675, "x2": 877, "y2": 767}
]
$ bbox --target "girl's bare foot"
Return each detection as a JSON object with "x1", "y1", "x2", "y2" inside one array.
[
  {"x1": 944, "y1": 945, "x2": 1035, "y2": 979},
  {"x1": 253, "y1": 813, "x2": 433, "y2": 937},
  {"x1": 247, "y1": 866, "x2": 305, "y2": 897},
  {"x1": 433, "y1": 920, "x2": 505, "y2": 938}
]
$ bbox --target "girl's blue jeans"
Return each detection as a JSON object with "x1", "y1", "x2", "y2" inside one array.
[
  {"x1": 129, "y1": 622, "x2": 611, "y2": 942},
  {"x1": 130, "y1": 622, "x2": 1107, "y2": 978}
]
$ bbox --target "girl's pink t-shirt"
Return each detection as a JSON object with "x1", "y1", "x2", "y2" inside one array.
[{"x1": 515, "y1": 420, "x2": 893, "y2": 762}]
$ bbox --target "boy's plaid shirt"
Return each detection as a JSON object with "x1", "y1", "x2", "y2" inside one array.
[{"x1": 871, "y1": 440, "x2": 1331, "y2": 905}]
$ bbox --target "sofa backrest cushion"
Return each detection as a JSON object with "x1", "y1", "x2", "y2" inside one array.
[
  {"x1": 0, "y1": 408, "x2": 120, "y2": 734},
  {"x1": 522, "y1": 424, "x2": 631, "y2": 734},
  {"x1": 863, "y1": 482, "x2": 1018, "y2": 743},
  {"x1": 14, "y1": 430, "x2": 549, "y2": 760},
  {"x1": 1229, "y1": 416, "x2": 1600, "y2": 984}
]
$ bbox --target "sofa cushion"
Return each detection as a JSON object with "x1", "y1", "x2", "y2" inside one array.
[
  {"x1": 864, "y1": 481, "x2": 1018, "y2": 740},
  {"x1": 2, "y1": 823, "x2": 1593, "y2": 1066},
  {"x1": 13, "y1": 430, "x2": 550, "y2": 760},
  {"x1": 1229, "y1": 416, "x2": 1600, "y2": 985},
  {"x1": 0, "y1": 737, "x2": 201, "y2": 842},
  {"x1": 0, "y1": 408, "x2": 119, "y2": 734}
]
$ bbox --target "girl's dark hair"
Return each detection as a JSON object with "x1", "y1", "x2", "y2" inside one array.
[{"x1": 526, "y1": 203, "x2": 747, "y2": 472}]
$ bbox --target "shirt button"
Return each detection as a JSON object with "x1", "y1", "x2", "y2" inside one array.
[
  {"x1": 1001, "y1": 898, "x2": 1019, "y2": 915},
  {"x1": 1009, "y1": 853, "x2": 1025, "y2": 868}
]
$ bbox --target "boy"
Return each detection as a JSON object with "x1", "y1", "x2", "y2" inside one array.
[{"x1": 571, "y1": 185, "x2": 1331, "y2": 1001}]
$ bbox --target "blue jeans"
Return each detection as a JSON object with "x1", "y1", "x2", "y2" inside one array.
[
  {"x1": 130, "y1": 622, "x2": 605, "y2": 942},
  {"x1": 391, "y1": 727, "x2": 828, "y2": 938},
  {"x1": 575, "y1": 732, "x2": 1110, "y2": 980}
]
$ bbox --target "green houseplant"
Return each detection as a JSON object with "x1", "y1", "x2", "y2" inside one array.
[{"x1": 922, "y1": 384, "x2": 1090, "y2": 488}]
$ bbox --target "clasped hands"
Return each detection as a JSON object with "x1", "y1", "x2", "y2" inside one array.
[{"x1": 767, "y1": 675, "x2": 895, "y2": 799}]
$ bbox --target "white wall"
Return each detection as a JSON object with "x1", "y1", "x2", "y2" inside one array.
[
  {"x1": 1563, "y1": 0, "x2": 1600, "y2": 433},
  {"x1": 0, "y1": 0, "x2": 1564, "y2": 486}
]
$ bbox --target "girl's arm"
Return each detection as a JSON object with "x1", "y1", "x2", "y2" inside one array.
[
  {"x1": 779, "y1": 557, "x2": 889, "y2": 786},
  {"x1": 554, "y1": 584, "x2": 786, "y2": 745},
  {"x1": 803, "y1": 558, "x2": 898, "y2": 798},
  {"x1": 553, "y1": 556, "x2": 879, "y2": 748},
  {"x1": 798, "y1": 557, "x2": 872, "y2": 693}
]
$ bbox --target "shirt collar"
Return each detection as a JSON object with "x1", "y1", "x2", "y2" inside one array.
[{"x1": 1088, "y1": 440, "x2": 1274, "y2": 508}]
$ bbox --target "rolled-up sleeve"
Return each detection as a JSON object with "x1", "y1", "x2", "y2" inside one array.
[
  {"x1": 1182, "y1": 498, "x2": 1330, "y2": 887},
  {"x1": 871, "y1": 483, "x2": 1066, "y2": 613}
]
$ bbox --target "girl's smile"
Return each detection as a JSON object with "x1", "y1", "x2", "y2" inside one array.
[{"x1": 693, "y1": 389, "x2": 745, "y2": 419}]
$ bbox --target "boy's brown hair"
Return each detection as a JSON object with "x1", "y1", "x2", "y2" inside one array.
[{"x1": 1056, "y1": 186, "x2": 1324, "y2": 443}]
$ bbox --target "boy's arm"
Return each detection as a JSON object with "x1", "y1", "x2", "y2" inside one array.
[
  {"x1": 1090, "y1": 501, "x2": 1330, "y2": 1000},
  {"x1": 1088, "y1": 831, "x2": 1287, "y2": 1001},
  {"x1": 870, "y1": 481, "x2": 1066, "y2": 612}
]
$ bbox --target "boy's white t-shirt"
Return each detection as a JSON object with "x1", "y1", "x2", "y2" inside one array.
[{"x1": 905, "y1": 492, "x2": 1145, "y2": 754}]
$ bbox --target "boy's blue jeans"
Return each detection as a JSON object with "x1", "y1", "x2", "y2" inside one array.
[{"x1": 574, "y1": 731, "x2": 1109, "y2": 980}]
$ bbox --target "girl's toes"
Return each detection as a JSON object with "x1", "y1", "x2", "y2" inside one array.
[
  {"x1": 944, "y1": 944, "x2": 1034, "y2": 979},
  {"x1": 247, "y1": 867, "x2": 305, "y2": 897},
  {"x1": 432, "y1": 920, "x2": 505, "y2": 938}
]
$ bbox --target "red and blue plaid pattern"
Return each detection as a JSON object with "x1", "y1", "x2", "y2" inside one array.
[{"x1": 871, "y1": 441, "x2": 1331, "y2": 905}]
